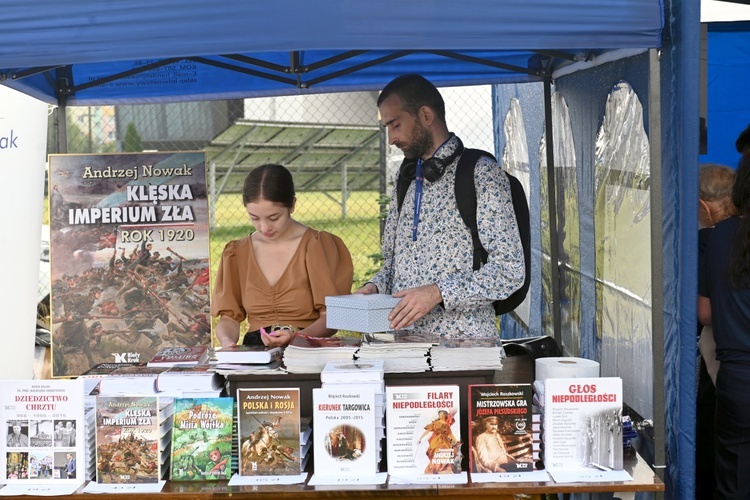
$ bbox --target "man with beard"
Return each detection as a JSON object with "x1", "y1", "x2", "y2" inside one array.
[{"x1": 358, "y1": 74, "x2": 524, "y2": 338}]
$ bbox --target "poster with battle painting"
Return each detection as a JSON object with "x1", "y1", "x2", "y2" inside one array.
[{"x1": 48, "y1": 152, "x2": 210, "y2": 378}]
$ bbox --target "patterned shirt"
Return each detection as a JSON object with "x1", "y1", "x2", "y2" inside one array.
[{"x1": 369, "y1": 135, "x2": 524, "y2": 338}]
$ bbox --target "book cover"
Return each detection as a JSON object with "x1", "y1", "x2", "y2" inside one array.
[
  {"x1": 0, "y1": 379, "x2": 86, "y2": 484},
  {"x1": 95, "y1": 395, "x2": 160, "y2": 483},
  {"x1": 156, "y1": 365, "x2": 224, "y2": 393},
  {"x1": 385, "y1": 385, "x2": 462, "y2": 477},
  {"x1": 543, "y1": 377, "x2": 624, "y2": 473},
  {"x1": 148, "y1": 345, "x2": 210, "y2": 368},
  {"x1": 288, "y1": 334, "x2": 361, "y2": 350},
  {"x1": 48, "y1": 151, "x2": 211, "y2": 378},
  {"x1": 468, "y1": 384, "x2": 533, "y2": 473},
  {"x1": 320, "y1": 359, "x2": 384, "y2": 384},
  {"x1": 312, "y1": 386, "x2": 378, "y2": 476},
  {"x1": 97, "y1": 365, "x2": 168, "y2": 395},
  {"x1": 214, "y1": 345, "x2": 282, "y2": 365},
  {"x1": 237, "y1": 388, "x2": 301, "y2": 476},
  {"x1": 170, "y1": 397, "x2": 234, "y2": 481}
]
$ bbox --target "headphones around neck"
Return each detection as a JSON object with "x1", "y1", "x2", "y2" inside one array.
[{"x1": 399, "y1": 136, "x2": 465, "y2": 183}]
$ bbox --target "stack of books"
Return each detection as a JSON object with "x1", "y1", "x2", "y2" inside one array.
[
  {"x1": 429, "y1": 337, "x2": 505, "y2": 371},
  {"x1": 356, "y1": 333, "x2": 434, "y2": 373},
  {"x1": 96, "y1": 362, "x2": 225, "y2": 399},
  {"x1": 159, "y1": 399, "x2": 175, "y2": 479},
  {"x1": 282, "y1": 334, "x2": 360, "y2": 373}
]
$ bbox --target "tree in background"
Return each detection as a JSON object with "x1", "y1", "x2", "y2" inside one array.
[{"x1": 123, "y1": 122, "x2": 143, "y2": 152}]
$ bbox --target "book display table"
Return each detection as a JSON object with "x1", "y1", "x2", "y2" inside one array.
[
  {"x1": 0, "y1": 355, "x2": 664, "y2": 498},
  {"x1": 0, "y1": 452, "x2": 663, "y2": 499}
]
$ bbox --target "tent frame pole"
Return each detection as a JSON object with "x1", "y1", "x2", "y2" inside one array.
[
  {"x1": 648, "y1": 47, "x2": 666, "y2": 485},
  {"x1": 543, "y1": 76, "x2": 563, "y2": 347}
]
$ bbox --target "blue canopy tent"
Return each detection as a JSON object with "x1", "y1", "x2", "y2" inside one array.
[{"x1": 0, "y1": 1, "x2": 702, "y2": 497}]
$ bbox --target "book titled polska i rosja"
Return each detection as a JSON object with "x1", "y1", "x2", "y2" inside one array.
[
  {"x1": 95, "y1": 396, "x2": 160, "y2": 483},
  {"x1": 237, "y1": 388, "x2": 301, "y2": 476},
  {"x1": 48, "y1": 152, "x2": 211, "y2": 378}
]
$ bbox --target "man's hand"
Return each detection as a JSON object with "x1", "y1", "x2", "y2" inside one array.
[
  {"x1": 355, "y1": 283, "x2": 378, "y2": 295},
  {"x1": 389, "y1": 284, "x2": 443, "y2": 330}
]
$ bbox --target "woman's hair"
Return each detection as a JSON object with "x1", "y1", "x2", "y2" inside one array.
[
  {"x1": 699, "y1": 163, "x2": 736, "y2": 223},
  {"x1": 730, "y1": 154, "x2": 750, "y2": 286},
  {"x1": 242, "y1": 164, "x2": 296, "y2": 208}
]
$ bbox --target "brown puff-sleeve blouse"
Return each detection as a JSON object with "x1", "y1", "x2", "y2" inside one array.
[{"x1": 211, "y1": 228, "x2": 353, "y2": 333}]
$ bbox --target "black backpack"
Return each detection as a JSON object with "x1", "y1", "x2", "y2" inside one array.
[{"x1": 396, "y1": 148, "x2": 531, "y2": 315}]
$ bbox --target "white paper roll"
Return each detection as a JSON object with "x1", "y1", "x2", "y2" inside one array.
[{"x1": 535, "y1": 357, "x2": 600, "y2": 381}]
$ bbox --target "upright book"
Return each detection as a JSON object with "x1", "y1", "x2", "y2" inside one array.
[
  {"x1": 543, "y1": 377, "x2": 624, "y2": 474},
  {"x1": 48, "y1": 151, "x2": 211, "y2": 378},
  {"x1": 312, "y1": 386, "x2": 378, "y2": 477},
  {"x1": 468, "y1": 384, "x2": 533, "y2": 474},
  {"x1": 170, "y1": 397, "x2": 234, "y2": 481},
  {"x1": 95, "y1": 395, "x2": 160, "y2": 483},
  {"x1": 237, "y1": 388, "x2": 301, "y2": 476},
  {"x1": 385, "y1": 385, "x2": 462, "y2": 478},
  {"x1": 0, "y1": 379, "x2": 86, "y2": 485}
]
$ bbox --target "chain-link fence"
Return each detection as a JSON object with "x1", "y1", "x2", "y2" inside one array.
[{"x1": 39, "y1": 87, "x2": 495, "y2": 336}]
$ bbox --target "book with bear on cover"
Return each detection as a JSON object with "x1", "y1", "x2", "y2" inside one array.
[
  {"x1": 170, "y1": 397, "x2": 234, "y2": 481},
  {"x1": 95, "y1": 395, "x2": 160, "y2": 484},
  {"x1": 385, "y1": 385, "x2": 464, "y2": 483},
  {"x1": 236, "y1": 388, "x2": 301, "y2": 476},
  {"x1": 468, "y1": 383, "x2": 534, "y2": 474}
]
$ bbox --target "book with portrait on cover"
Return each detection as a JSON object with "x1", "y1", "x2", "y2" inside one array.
[
  {"x1": 0, "y1": 379, "x2": 86, "y2": 484},
  {"x1": 468, "y1": 383, "x2": 533, "y2": 474}
]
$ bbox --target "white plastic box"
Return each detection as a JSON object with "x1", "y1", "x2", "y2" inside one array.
[{"x1": 325, "y1": 294, "x2": 411, "y2": 333}]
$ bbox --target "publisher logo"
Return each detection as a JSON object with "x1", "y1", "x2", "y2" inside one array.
[{"x1": 0, "y1": 129, "x2": 19, "y2": 149}]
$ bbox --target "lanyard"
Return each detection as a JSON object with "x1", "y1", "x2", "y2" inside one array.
[{"x1": 412, "y1": 158, "x2": 423, "y2": 241}]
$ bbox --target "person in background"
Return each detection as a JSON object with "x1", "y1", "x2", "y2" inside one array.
[
  {"x1": 698, "y1": 154, "x2": 750, "y2": 499},
  {"x1": 357, "y1": 74, "x2": 524, "y2": 337},
  {"x1": 65, "y1": 453, "x2": 76, "y2": 479},
  {"x1": 735, "y1": 123, "x2": 750, "y2": 157},
  {"x1": 695, "y1": 163, "x2": 736, "y2": 498},
  {"x1": 211, "y1": 164, "x2": 354, "y2": 348},
  {"x1": 6, "y1": 424, "x2": 28, "y2": 447}
]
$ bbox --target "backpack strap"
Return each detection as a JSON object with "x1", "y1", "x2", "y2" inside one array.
[
  {"x1": 454, "y1": 148, "x2": 495, "y2": 271},
  {"x1": 396, "y1": 171, "x2": 411, "y2": 214}
]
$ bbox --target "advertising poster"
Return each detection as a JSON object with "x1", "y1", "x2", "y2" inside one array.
[{"x1": 48, "y1": 152, "x2": 210, "y2": 378}]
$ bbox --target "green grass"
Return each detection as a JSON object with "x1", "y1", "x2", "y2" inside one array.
[{"x1": 209, "y1": 190, "x2": 384, "y2": 291}]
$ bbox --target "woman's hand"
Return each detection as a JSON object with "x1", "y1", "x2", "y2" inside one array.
[{"x1": 261, "y1": 327, "x2": 295, "y2": 347}]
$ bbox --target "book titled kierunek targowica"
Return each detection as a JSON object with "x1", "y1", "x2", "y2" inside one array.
[{"x1": 48, "y1": 152, "x2": 211, "y2": 378}]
